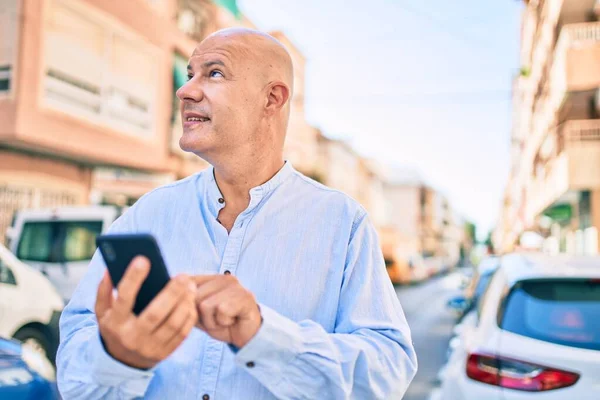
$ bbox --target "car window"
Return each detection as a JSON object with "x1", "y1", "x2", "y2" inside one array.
[
  {"x1": 476, "y1": 271, "x2": 498, "y2": 321},
  {"x1": 474, "y1": 272, "x2": 494, "y2": 301},
  {"x1": 0, "y1": 260, "x2": 16, "y2": 285},
  {"x1": 17, "y1": 222, "x2": 54, "y2": 262},
  {"x1": 63, "y1": 221, "x2": 103, "y2": 262},
  {"x1": 17, "y1": 221, "x2": 103, "y2": 263},
  {"x1": 500, "y1": 279, "x2": 600, "y2": 351}
]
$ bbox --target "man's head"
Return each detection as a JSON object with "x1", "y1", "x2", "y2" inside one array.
[{"x1": 176, "y1": 28, "x2": 293, "y2": 166}]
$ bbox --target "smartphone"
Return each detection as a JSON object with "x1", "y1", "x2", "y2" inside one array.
[{"x1": 96, "y1": 233, "x2": 171, "y2": 315}]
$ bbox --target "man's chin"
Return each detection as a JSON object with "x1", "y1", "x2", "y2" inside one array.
[{"x1": 179, "y1": 137, "x2": 213, "y2": 158}]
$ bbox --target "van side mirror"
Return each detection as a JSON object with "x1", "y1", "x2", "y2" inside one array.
[
  {"x1": 447, "y1": 295, "x2": 470, "y2": 313},
  {"x1": 5, "y1": 227, "x2": 15, "y2": 248}
]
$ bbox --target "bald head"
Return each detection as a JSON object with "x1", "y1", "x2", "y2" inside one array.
[
  {"x1": 176, "y1": 28, "x2": 295, "y2": 166},
  {"x1": 197, "y1": 28, "x2": 294, "y2": 97}
]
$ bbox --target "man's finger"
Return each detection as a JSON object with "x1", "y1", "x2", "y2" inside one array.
[
  {"x1": 113, "y1": 256, "x2": 150, "y2": 317},
  {"x1": 195, "y1": 277, "x2": 234, "y2": 329},
  {"x1": 152, "y1": 296, "x2": 196, "y2": 345},
  {"x1": 95, "y1": 270, "x2": 113, "y2": 319},
  {"x1": 163, "y1": 311, "x2": 197, "y2": 356},
  {"x1": 195, "y1": 276, "x2": 233, "y2": 303},
  {"x1": 138, "y1": 275, "x2": 194, "y2": 332},
  {"x1": 197, "y1": 287, "x2": 239, "y2": 330},
  {"x1": 213, "y1": 290, "x2": 244, "y2": 327},
  {"x1": 215, "y1": 311, "x2": 236, "y2": 327},
  {"x1": 191, "y1": 275, "x2": 219, "y2": 287}
]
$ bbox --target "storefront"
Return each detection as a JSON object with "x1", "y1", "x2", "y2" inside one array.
[
  {"x1": 90, "y1": 167, "x2": 176, "y2": 207},
  {"x1": 0, "y1": 150, "x2": 90, "y2": 244}
]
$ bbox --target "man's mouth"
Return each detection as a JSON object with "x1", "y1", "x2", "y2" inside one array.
[{"x1": 183, "y1": 113, "x2": 211, "y2": 128}]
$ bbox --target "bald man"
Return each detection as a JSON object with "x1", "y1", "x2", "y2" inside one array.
[{"x1": 57, "y1": 28, "x2": 417, "y2": 399}]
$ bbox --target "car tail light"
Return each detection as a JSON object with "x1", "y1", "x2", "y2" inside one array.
[{"x1": 466, "y1": 353, "x2": 579, "y2": 391}]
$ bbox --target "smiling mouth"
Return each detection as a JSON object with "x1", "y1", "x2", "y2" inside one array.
[
  {"x1": 186, "y1": 117, "x2": 210, "y2": 122},
  {"x1": 183, "y1": 115, "x2": 211, "y2": 129}
]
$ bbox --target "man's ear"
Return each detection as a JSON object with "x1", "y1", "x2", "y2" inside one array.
[{"x1": 265, "y1": 82, "x2": 290, "y2": 114}]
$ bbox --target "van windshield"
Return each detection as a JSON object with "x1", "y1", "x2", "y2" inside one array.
[{"x1": 17, "y1": 221, "x2": 103, "y2": 263}]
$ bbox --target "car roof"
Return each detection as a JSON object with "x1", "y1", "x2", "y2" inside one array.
[{"x1": 501, "y1": 252, "x2": 600, "y2": 287}]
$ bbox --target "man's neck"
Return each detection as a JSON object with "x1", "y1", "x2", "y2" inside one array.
[{"x1": 213, "y1": 156, "x2": 285, "y2": 210}]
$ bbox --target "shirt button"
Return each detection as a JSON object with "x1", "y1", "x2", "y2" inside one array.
[
  {"x1": 202, "y1": 395, "x2": 210, "y2": 400},
  {"x1": 246, "y1": 361, "x2": 255, "y2": 368},
  {"x1": 224, "y1": 270, "x2": 231, "y2": 275},
  {"x1": 218, "y1": 197, "x2": 225, "y2": 204}
]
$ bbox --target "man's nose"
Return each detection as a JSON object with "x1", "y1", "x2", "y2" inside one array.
[{"x1": 176, "y1": 81, "x2": 203, "y2": 102}]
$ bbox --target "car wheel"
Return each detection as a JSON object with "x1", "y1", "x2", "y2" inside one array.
[{"x1": 13, "y1": 327, "x2": 53, "y2": 363}]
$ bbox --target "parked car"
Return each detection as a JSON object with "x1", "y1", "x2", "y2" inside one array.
[
  {"x1": 0, "y1": 243, "x2": 64, "y2": 366},
  {"x1": 438, "y1": 253, "x2": 600, "y2": 399},
  {"x1": 446, "y1": 256, "x2": 499, "y2": 321},
  {"x1": 5, "y1": 205, "x2": 124, "y2": 301},
  {"x1": 0, "y1": 336, "x2": 58, "y2": 399}
]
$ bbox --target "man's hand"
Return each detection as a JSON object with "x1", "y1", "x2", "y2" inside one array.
[
  {"x1": 193, "y1": 275, "x2": 262, "y2": 349},
  {"x1": 95, "y1": 256, "x2": 198, "y2": 370}
]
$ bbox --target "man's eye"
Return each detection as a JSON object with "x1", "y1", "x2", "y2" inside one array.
[
  {"x1": 209, "y1": 70, "x2": 224, "y2": 78},
  {"x1": 187, "y1": 74, "x2": 194, "y2": 81}
]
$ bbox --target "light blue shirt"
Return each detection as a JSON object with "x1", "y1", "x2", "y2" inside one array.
[{"x1": 57, "y1": 162, "x2": 417, "y2": 399}]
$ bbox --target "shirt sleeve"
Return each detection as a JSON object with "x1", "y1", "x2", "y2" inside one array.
[
  {"x1": 56, "y1": 209, "x2": 156, "y2": 400},
  {"x1": 232, "y1": 210, "x2": 418, "y2": 400}
]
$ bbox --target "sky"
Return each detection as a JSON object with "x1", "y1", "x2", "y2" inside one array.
[{"x1": 238, "y1": 0, "x2": 524, "y2": 240}]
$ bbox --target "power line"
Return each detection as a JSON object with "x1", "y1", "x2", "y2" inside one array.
[{"x1": 387, "y1": 1, "x2": 498, "y2": 59}]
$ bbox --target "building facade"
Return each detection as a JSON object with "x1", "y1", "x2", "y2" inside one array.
[
  {"x1": 496, "y1": 0, "x2": 600, "y2": 255},
  {"x1": 383, "y1": 175, "x2": 464, "y2": 280},
  {"x1": 0, "y1": 0, "x2": 319, "y2": 243}
]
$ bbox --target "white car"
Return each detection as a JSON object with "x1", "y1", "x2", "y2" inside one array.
[
  {"x1": 6, "y1": 205, "x2": 121, "y2": 301},
  {"x1": 0, "y1": 243, "x2": 64, "y2": 368},
  {"x1": 439, "y1": 253, "x2": 600, "y2": 400}
]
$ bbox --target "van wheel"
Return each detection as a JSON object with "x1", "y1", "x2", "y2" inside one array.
[{"x1": 13, "y1": 327, "x2": 52, "y2": 363}]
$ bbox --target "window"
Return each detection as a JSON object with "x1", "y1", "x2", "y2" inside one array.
[
  {"x1": 0, "y1": 66, "x2": 10, "y2": 93},
  {"x1": 17, "y1": 221, "x2": 103, "y2": 263},
  {"x1": 63, "y1": 222, "x2": 102, "y2": 262},
  {"x1": 176, "y1": 0, "x2": 210, "y2": 42},
  {"x1": 0, "y1": 260, "x2": 16, "y2": 285},
  {"x1": 0, "y1": 0, "x2": 21, "y2": 97},
  {"x1": 17, "y1": 222, "x2": 53, "y2": 262},
  {"x1": 500, "y1": 279, "x2": 600, "y2": 351},
  {"x1": 476, "y1": 271, "x2": 498, "y2": 321},
  {"x1": 474, "y1": 271, "x2": 495, "y2": 301},
  {"x1": 43, "y1": 0, "x2": 158, "y2": 137}
]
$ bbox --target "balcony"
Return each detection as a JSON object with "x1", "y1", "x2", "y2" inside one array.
[
  {"x1": 553, "y1": 21, "x2": 600, "y2": 92},
  {"x1": 527, "y1": 120, "x2": 600, "y2": 220},
  {"x1": 176, "y1": 0, "x2": 214, "y2": 42}
]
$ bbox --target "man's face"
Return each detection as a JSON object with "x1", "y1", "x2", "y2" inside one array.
[{"x1": 176, "y1": 36, "x2": 263, "y2": 158}]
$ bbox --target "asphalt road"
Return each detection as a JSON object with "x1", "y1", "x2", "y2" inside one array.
[{"x1": 395, "y1": 272, "x2": 464, "y2": 400}]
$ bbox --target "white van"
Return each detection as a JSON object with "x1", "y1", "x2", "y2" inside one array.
[
  {"x1": 5, "y1": 206, "x2": 123, "y2": 301},
  {"x1": 0, "y1": 242, "x2": 64, "y2": 366}
]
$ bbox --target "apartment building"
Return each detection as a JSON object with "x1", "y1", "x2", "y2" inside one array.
[
  {"x1": 496, "y1": 0, "x2": 600, "y2": 254},
  {"x1": 0, "y1": 0, "x2": 318, "y2": 242}
]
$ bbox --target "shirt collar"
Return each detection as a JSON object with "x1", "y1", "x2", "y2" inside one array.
[{"x1": 205, "y1": 161, "x2": 294, "y2": 214}]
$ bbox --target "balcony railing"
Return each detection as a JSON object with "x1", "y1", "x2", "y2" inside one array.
[
  {"x1": 528, "y1": 120, "x2": 600, "y2": 219},
  {"x1": 552, "y1": 21, "x2": 600, "y2": 88},
  {"x1": 562, "y1": 119, "x2": 600, "y2": 142}
]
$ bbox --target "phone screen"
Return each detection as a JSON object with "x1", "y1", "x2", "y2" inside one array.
[{"x1": 96, "y1": 233, "x2": 171, "y2": 314}]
